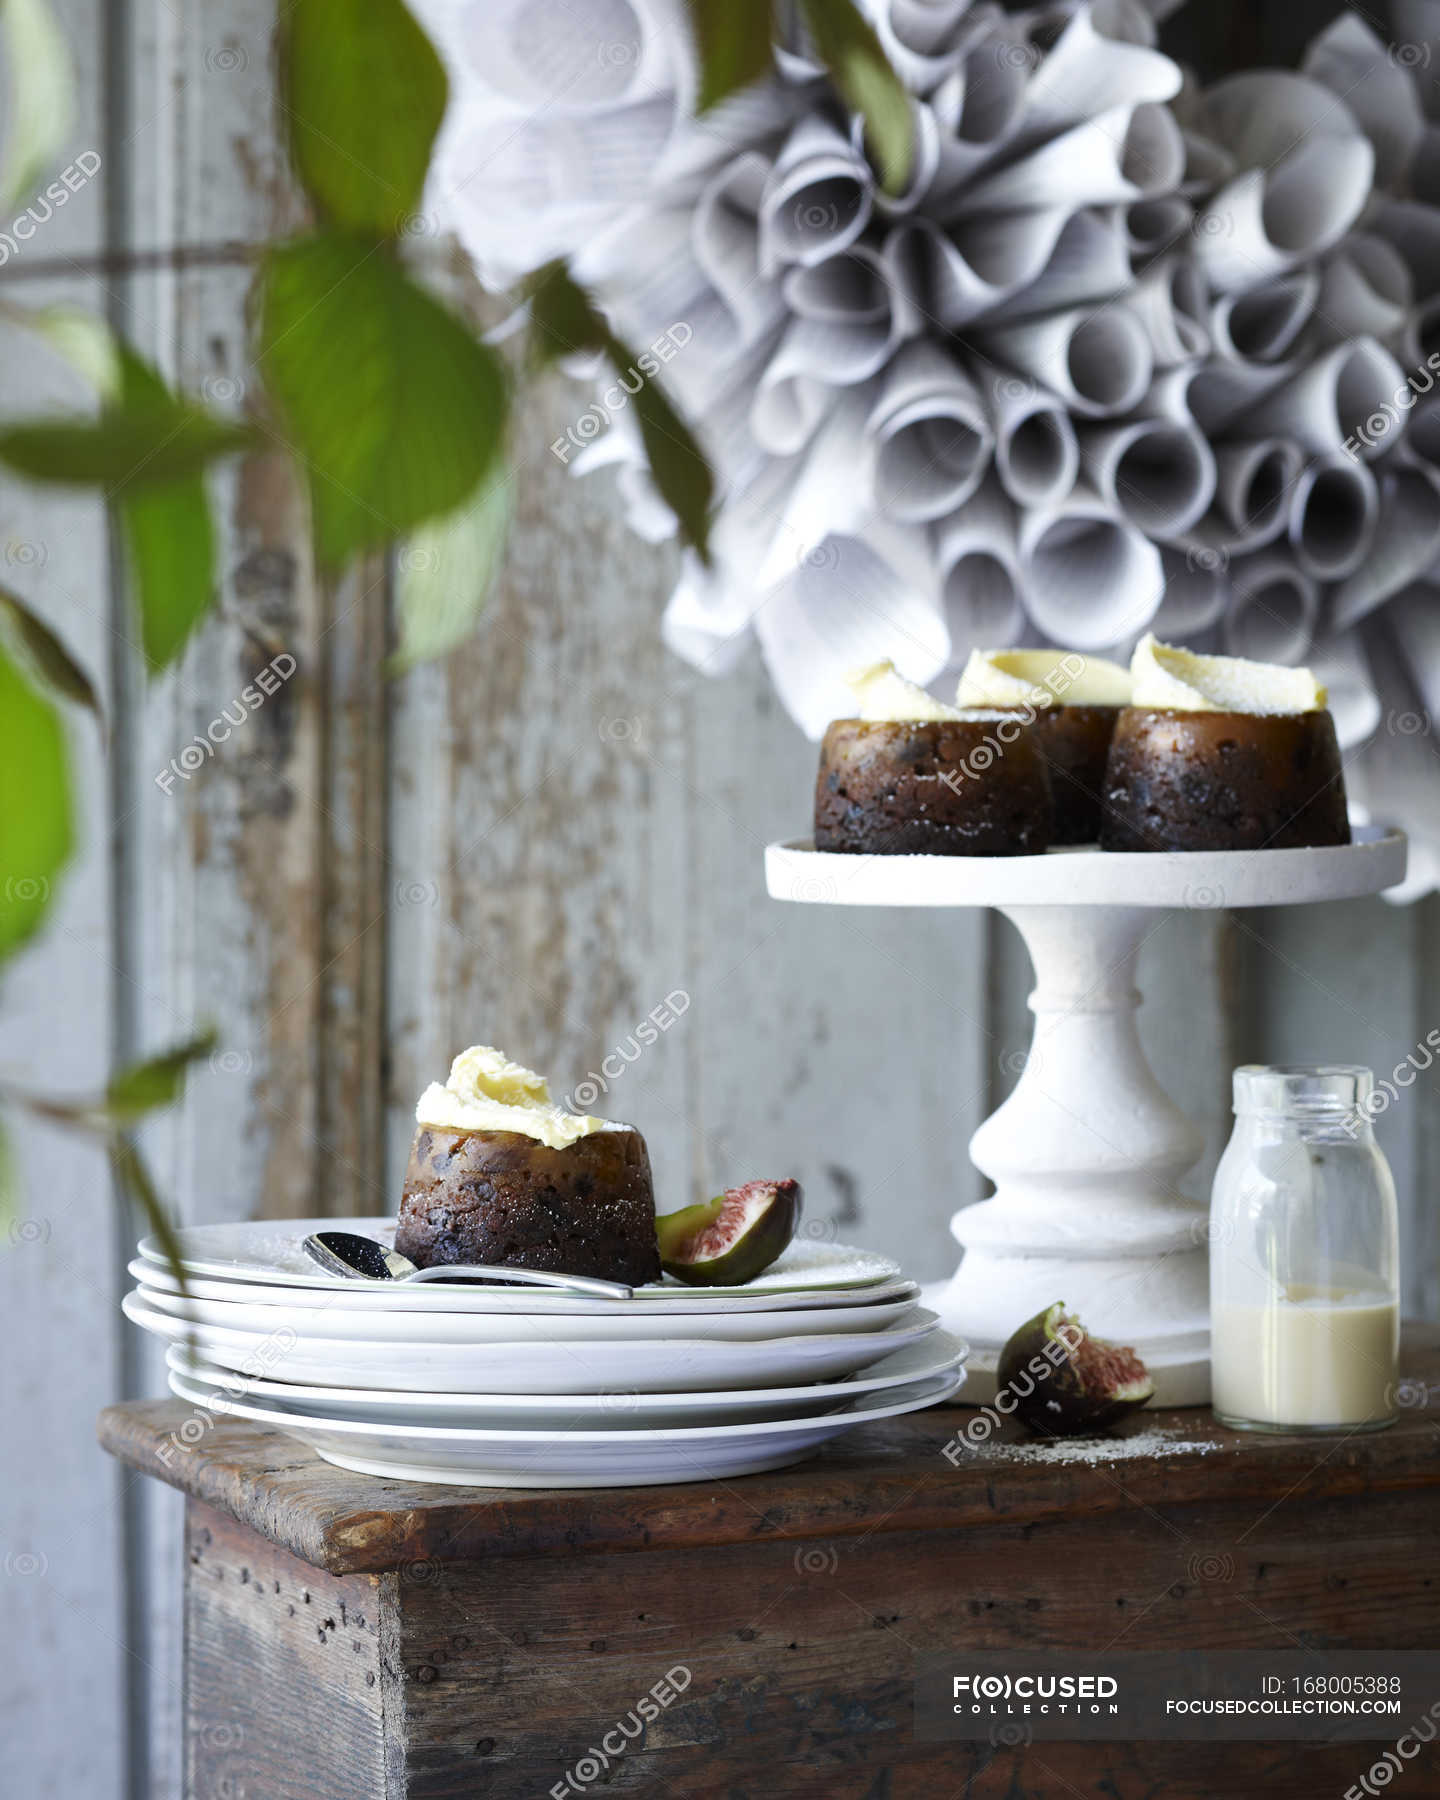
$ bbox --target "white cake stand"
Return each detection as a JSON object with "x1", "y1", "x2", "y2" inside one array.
[{"x1": 765, "y1": 826, "x2": 1407, "y2": 1406}]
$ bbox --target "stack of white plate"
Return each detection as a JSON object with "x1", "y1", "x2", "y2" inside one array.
[{"x1": 122, "y1": 1217, "x2": 966, "y2": 1487}]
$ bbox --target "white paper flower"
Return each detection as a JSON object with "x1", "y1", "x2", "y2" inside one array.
[{"x1": 415, "y1": 0, "x2": 1440, "y2": 895}]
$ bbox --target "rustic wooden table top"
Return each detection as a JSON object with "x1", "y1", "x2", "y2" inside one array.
[{"x1": 100, "y1": 1325, "x2": 1440, "y2": 1577}]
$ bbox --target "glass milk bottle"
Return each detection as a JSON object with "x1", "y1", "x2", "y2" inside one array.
[{"x1": 1210, "y1": 1066, "x2": 1399, "y2": 1433}]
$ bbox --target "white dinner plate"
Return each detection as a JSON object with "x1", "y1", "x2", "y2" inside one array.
[
  {"x1": 167, "y1": 1331, "x2": 969, "y2": 1428},
  {"x1": 123, "y1": 1290, "x2": 940, "y2": 1392},
  {"x1": 130, "y1": 1280, "x2": 917, "y2": 1344},
  {"x1": 165, "y1": 1365, "x2": 963, "y2": 1486},
  {"x1": 128, "y1": 1256, "x2": 920, "y2": 1317},
  {"x1": 137, "y1": 1218, "x2": 902, "y2": 1304}
]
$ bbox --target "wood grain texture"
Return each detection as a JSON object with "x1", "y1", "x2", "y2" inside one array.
[
  {"x1": 98, "y1": 1323, "x2": 1440, "y2": 1577},
  {"x1": 390, "y1": 1491, "x2": 1434, "y2": 1798},
  {"x1": 169, "y1": 1419, "x2": 1440, "y2": 1800},
  {"x1": 184, "y1": 1504, "x2": 394, "y2": 1800}
]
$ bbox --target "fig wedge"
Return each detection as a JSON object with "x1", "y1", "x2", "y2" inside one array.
[
  {"x1": 659, "y1": 1179, "x2": 802, "y2": 1286},
  {"x1": 997, "y1": 1301, "x2": 1154, "y2": 1435}
]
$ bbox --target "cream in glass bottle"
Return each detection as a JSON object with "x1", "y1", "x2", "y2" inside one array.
[{"x1": 1210, "y1": 1066, "x2": 1399, "y2": 1433}]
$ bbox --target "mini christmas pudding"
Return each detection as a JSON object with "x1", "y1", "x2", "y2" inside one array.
[
  {"x1": 955, "y1": 648, "x2": 1132, "y2": 845},
  {"x1": 813, "y1": 661, "x2": 1054, "y2": 857},
  {"x1": 1100, "y1": 635, "x2": 1350, "y2": 854},
  {"x1": 397, "y1": 1046, "x2": 660, "y2": 1286}
]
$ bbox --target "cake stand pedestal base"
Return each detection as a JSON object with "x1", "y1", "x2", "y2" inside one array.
[
  {"x1": 928, "y1": 902, "x2": 1209, "y2": 1407},
  {"x1": 766, "y1": 828, "x2": 1407, "y2": 1411}
]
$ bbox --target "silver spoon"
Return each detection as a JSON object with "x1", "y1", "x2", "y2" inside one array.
[{"x1": 302, "y1": 1230, "x2": 634, "y2": 1299}]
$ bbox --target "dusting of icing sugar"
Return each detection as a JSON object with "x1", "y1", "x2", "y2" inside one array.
[{"x1": 959, "y1": 1425, "x2": 1224, "y2": 1465}]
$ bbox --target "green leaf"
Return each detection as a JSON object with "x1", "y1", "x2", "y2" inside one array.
[
  {"x1": 117, "y1": 472, "x2": 217, "y2": 673},
  {"x1": 607, "y1": 334, "x2": 714, "y2": 565},
  {"x1": 525, "y1": 265, "x2": 714, "y2": 561},
  {"x1": 526, "y1": 260, "x2": 608, "y2": 367},
  {"x1": 0, "y1": 410, "x2": 251, "y2": 491},
  {"x1": 0, "y1": 636, "x2": 71, "y2": 958},
  {"x1": 685, "y1": 0, "x2": 774, "y2": 111},
  {"x1": 258, "y1": 234, "x2": 509, "y2": 566},
  {"x1": 281, "y1": 0, "x2": 447, "y2": 236},
  {"x1": 0, "y1": 348, "x2": 252, "y2": 496},
  {"x1": 109, "y1": 1134, "x2": 187, "y2": 1295},
  {"x1": 391, "y1": 469, "x2": 511, "y2": 672},
  {"x1": 0, "y1": 587, "x2": 102, "y2": 720},
  {"x1": 105, "y1": 1028, "x2": 218, "y2": 1123},
  {"x1": 799, "y1": 0, "x2": 913, "y2": 195},
  {"x1": 0, "y1": 0, "x2": 74, "y2": 211}
]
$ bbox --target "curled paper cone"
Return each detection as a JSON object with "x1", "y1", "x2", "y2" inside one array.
[
  {"x1": 1019, "y1": 484, "x2": 1165, "y2": 647},
  {"x1": 1014, "y1": 3, "x2": 1181, "y2": 142},
  {"x1": 1130, "y1": 256, "x2": 1209, "y2": 366},
  {"x1": 1180, "y1": 129, "x2": 1235, "y2": 196},
  {"x1": 934, "y1": 475, "x2": 1026, "y2": 654},
  {"x1": 1210, "y1": 270, "x2": 1318, "y2": 364},
  {"x1": 1156, "y1": 546, "x2": 1231, "y2": 637},
  {"x1": 975, "y1": 301, "x2": 1152, "y2": 418},
  {"x1": 756, "y1": 389, "x2": 881, "y2": 590},
  {"x1": 1302, "y1": 14, "x2": 1426, "y2": 192},
  {"x1": 885, "y1": 208, "x2": 1071, "y2": 327},
  {"x1": 1199, "y1": 69, "x2": 1369, "y2": 173},
  {"x1": 1307, "y1": 631, "x2": 1381, "y2": 751},
  {"x1": 753, "y1": 519, "x2": 950, "y2": 740},
  {"x1": 751, "y1": 246, "x2": 913, "y2": 455},
  {"x1": 662, "y1": 554, "x2": 764, "y2": 677},
  {"x1": 868, "y1": 342, "x2": 994, "y2": 523},
  {"x1": 1408, "y1": 390, "x2": 1440, "y2": 466},
  {"x1": 1193, "y1": 157, "x2": 1367, "y2": 295},
  {"x1": 858, "y1": 101, "x2": 943, "y2": 218},
  {"x1": 980, "y1": 365, "x2": 1080, "y2": 508},
  {"x1": 1412, "y1": 125, "x2": 1440, "y2": 209},
  {"x1": 1089, "y1": 0, "x2": 1163, "y2": 42},
  {"x1": 1080, "y1": 416, "x2": 1216, "y2": 537},
  {"x1": 1223, "y1": 552, "x2": 1319, "y2": 664},
  {"x1": 760, "y1": 116, "x2": 874, "y2": 270},
  {"x1": 1308, "y1": 237, "x2": 1412, "y2": 353},
  {"x1": 997, "y1": 207, "x2": 1133, "y2": 322},
  {"x1": 1238, "y1": 337, "x2": 1407, "y2": 463},
  {"x1": 1369, "y1": 198, "x2": 1440, "y2": 299},
  {"x1": 925, "y1": 40, "x2": 1032, "y2": 203},
  {"x1": 651, "y1": 79, "x2": 807, "y2": 191},
  {"x1": 870, "y1": 0, "x2": 976, "y2": 93},
  {"x1": 1125, "y1": 196, "x2": 1191, "y2": 258},
  {"x1": 1333, "y1": 459, "x2": 1440, "y2": 629},
  {"x1": 965, "y1": 101, "x2": 1184, "y2": 213},
  {"x1": 659, "y1": 446, "x2": 813, "y2": 671},
  {"x1": 1396, "y1": 291, "x2": 1440, "y2": 374},
  {"x1": 1345, "y1": 593, "x2": 1440, "y2": 901},
  {"x1": 1212, "y1": 437, "x2": 1305, "y2": 551},
  {"x1": 691, "y1": 152, "x2": 785, "y2": 352},
  {"x1": 1287, "y1": 456, "x2": 1379, "y2": 581},
  {"x1": 1192, "y1": 74, "x2": 1374, "y2": 292},
  {"x1": 1148, "y1": 358, "x2": 1295, "y2": 440}
]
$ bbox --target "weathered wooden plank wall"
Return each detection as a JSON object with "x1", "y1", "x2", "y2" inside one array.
[{"x1": 1, "y1": 1, "x2": 1437, "y2": 1796}]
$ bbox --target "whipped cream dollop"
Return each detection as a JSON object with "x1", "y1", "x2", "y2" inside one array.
[
  {"x1": 955, "y1": 648, "x2": 1132, "y2": 709},
  {"x1": 845, "y1": 659, "x2": 964, "y2": 722},
  {"x1": 415, "y1": 1045, "x2": 609, "y2": 1149},
  {"x1": 1129, "y1": 633, "x2": 1326, "y2": 714}
]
